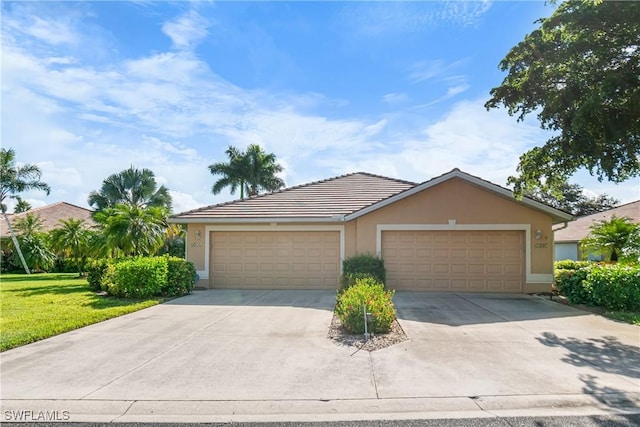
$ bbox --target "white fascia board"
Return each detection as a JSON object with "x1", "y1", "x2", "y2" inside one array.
[{"x1": 169, "y1": 216, "x2": 345, "y2": 224}]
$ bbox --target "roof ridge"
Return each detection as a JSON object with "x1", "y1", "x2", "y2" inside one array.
[
  {"x1": 10, "y1": 201, "x2": 93, "y2": 217},
  {"x1": 172, "y1": 172, "x2": 414, "y2": 217}
]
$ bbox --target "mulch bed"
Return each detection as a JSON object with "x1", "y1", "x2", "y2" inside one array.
[{"x1": 327, "y1": 313, "x2": 409, "y2": 352}]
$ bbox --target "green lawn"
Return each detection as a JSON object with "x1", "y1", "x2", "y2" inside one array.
[{"x1": 0, "y1": 273, "x2": 163, "y2": 351}]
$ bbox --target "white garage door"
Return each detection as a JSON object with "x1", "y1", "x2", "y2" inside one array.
[
  {"x1": 382, "y1": 230, "x2": 524, "y2": 292},
  {"x1": 210, "y1": 231, "x2": 340, "y2": 289}
]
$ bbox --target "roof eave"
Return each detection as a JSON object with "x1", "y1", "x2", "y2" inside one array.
[{"x1": 168, "y1": 216, "x2": 346, "y2": 224}]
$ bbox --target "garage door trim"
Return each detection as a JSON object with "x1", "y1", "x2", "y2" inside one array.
[
  {"x1": 198, "y1": 225, "x2": 345, "y2": 280},
  {"x1": 376, "y1": 223, "x2": 550, "y2": 284}
]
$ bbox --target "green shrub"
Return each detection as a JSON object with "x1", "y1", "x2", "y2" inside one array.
[
  {"x1": 106, "y1": 257, "x2": 168, "y2": 299},
  {"x1": 585, "y1": 264, "x2": 640, "y2": 311},
  {"x1": 335, "y1": 276, "x2": 395, "y2": 334},
  {"x1": 164, "y1": 256, "x2": 196, "y2": 296},
  {"x1": 554, "y1": 267, "x2": 591, "y2": 304},
  {"x1": 87, "y1": 258, "x2": 113, "y2": 291},
  {"x1": 554, "y1": 260, "x2": 590, "y2": 270},
  {"x1": 341, "y1": 254, "x2": 386, "y2": 290}
]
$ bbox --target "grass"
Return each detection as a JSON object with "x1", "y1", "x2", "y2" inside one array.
[
  {"x1": 0, "y1": 273, "x2": 163, "y2": 351},
  {"x1": 602, "y1": 310, "x2": 640, "y2": 325}
]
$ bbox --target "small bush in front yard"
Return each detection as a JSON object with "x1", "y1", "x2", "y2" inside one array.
[
  {"x1": 586, "y1": 264, "x2": 640, "y2": 311},
  {"x1": 341, "y1": 253, "x2": 386, "y2": 290},
  {"x1": 335, "y1": 277, "x2": 395, "y2": 334},
  {"x1": 164, "y1": 256, "x2": 196, "y2": 296},
  {"x1": 106, "y1": 257, "x2": 168, "y2": 298},
  {"x1": 87, "y1": 258, "x2": 113, "y2": 291},
  {"x1": 554, "y1": 267, "x2": 591, "y2": 304}
]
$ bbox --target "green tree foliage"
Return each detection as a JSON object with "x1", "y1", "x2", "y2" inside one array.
[
  {"x1": 88, "y1": 166, "x2": 172, "y2": 213},
  {"x1": 13, "y1": 197, "x2": 32, "y2": 213},
  {"x1": 526, "y1": 182, "x2": 619, "y2": 216},
  {"x1": 486, "y1": 1, "x2": 640, "y2": 196},
  {"x1": 209, "y1": 144, "x2": 285, "y2": 199},
  {"x1": 581, "y1": 216, "x2": 639, "y2": 262},
  {"x1": 94, "y1": 204, "x2": 168, "y2": 257},
  {"x1": 0, "y1": 148, "x2": 50, "y2": 213},
  {"x1": 49, "y1": 218, "x2": 92, "y2": 274},
  {"x1": 10, "y1": 213, "x2": 54, "y2": 271}
]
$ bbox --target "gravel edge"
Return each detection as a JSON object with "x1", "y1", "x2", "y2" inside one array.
[{"x1": 327, "y1": 313, "x2": 409, "y2": 352}]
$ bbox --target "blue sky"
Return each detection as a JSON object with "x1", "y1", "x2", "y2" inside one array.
[{"x1": 2, "y1": 1, "x2": 637, "y2": 213}]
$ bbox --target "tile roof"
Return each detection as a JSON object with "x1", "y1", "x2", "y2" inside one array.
[
  {"x1": 171, "y1": 172, "x2": 417, "y2": 221},
  {"x1": 0, "y1": 202, "x2": 97, "y2": 238},
  {"x1": 554, "y1": 200, "x2": 640, "y2": 242}
]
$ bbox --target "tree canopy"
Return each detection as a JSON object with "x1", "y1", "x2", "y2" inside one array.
[
  {"x1": 209, "y1": 144, "x2": 285, "y2": 199},
  {"x1": 88, "y1": 166, "x2": 172, "y2": 213},
  {"x1": 486, "y1": 0, "x2": 640, "y2": 196},
  {"x1": 0, "y1": 148, "x2": 50, "y2": 213},
  {"x1": 526, "y1": 182, "x2": 618, "y2": 216}
]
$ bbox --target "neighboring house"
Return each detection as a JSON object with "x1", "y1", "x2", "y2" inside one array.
[
  {"x1": 553, "y1": 200, "x2": 640, "y2": 261},
  {"x1": 171, "y1": 169, "x2": 571, "y2": 294},
  {"x1": 0, "y1": 202, "x2": 96, "y2": 241}
]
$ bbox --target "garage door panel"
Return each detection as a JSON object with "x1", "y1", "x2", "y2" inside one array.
[
  {"x1": 211, "y1": 231, "x2": 340, "y2": 289},
  {"x1": 383, "y1": 230, "x2": 524, "y2": 292}
]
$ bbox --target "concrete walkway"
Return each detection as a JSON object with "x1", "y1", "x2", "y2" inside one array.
[{"x1": 1, "y1": 290, "x2": 638, "y2": 423}]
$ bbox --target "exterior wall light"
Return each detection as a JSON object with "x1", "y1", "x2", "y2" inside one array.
[
  {"x1": 535, "y1": 229, "x2": 543, "y2": 240},
  {"x1": 195, "y1": 230, "x2": 201, "y2": 239}
]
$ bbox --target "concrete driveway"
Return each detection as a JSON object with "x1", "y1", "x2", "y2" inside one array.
[{"x1": 1, "y1": 290, "x2": 638, "y2": 423}]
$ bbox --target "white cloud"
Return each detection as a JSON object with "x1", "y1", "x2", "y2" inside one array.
[
  {"x1": 383, "y1": 92, "x2": 410, "y2": 106},
  {"x1": 162, "y1": 10, "x2": 210, "y2": 50}
]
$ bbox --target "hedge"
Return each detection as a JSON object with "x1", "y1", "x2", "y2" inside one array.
[
  {"x1": 554, "y1": 261, "x2": 640, "y2": 311},
  {"x1": 87, "y1": 256, "x2": 196, "y2": 298}
]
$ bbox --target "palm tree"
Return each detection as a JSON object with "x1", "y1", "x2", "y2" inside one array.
[
  {"x1": 244, "y1": 144, "x2": 285, "y2": 197},
  {"x1": 0, "y1": 148, "x2": 51, "y2": 213},
  {"x1": 50, "y1": 218, "x2": 91, "y2": 274},
  {"x1": 581, "y1": 216, "x2": 639, "y2": 262},
  {"x1": 209, "y1": 145, "x2": 285, "y2": 199},
  {"x1": 0, "y1": 148, "x2": 51, "y2": 273},
  {"x1": 10, "y1": 213, "x2": 54, "y2": 272},
  {"x1": 96, "y1": 204, "x2": 167, "y2": 256},
  {"x1": 14, "y1": 197, "x2": 32, "y2": 213},
  {"x1": 209, "y1": 146, "x2": 247, "y2": 198},
  {"x1": 88, "y1": 166, "x2": 172, "y2": 213}
]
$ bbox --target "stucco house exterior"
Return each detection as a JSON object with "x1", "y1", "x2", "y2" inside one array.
[
  {"x1": 170, "y1": 169, "x2": 572, "y2": 293},
  {"x1": 553, "y1": 200, "x2": 640, "y2": 261}
]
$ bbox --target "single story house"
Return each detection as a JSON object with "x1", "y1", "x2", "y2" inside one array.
[
  {"x1": 170, "y1": 169, "x2": 572, "y2": 293},
  {"x1": 553, "y1": 200, "x2": 640, "y2": 261},
  {"x1": 0, "y1": 202, "x2": 96, "y2": 241}
]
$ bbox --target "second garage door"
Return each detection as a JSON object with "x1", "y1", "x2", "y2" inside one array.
[
  {"x1": 210, "y1": 231, "x2": 340, "y2": 289},
  {"x1": 382, "y1": 230, "x2": 524, "y2": 292}
]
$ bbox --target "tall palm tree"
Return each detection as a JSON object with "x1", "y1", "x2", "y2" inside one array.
[
  {"x1": 209, "y1": 145, "x2": 285, "y2": 199},
  {"x1": 50, "y1": 218, "x2": 91, "y2": 274},
  {"x1": 209, "y1": 146, "x2": 247, "y2": 198},
  {"x1": 244, "y1": 144, "x2": 285, "y2": 197},
  {"x1": 0, "y1": 148, "x2": 51, "y2": 273},
  {"x1": 96, "y1": 204, "x2": 167, "y2": 257},
  {"x1": 0, "y1": 148, "x2": 51, "y2": 213},
  {"x1": 88, "y1": 166, "x2": 172, "y2": 213}
]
